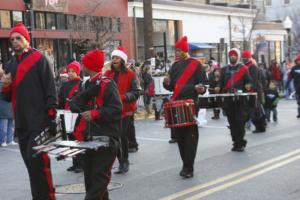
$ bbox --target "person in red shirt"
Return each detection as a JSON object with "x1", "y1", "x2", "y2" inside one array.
[{"x1": 105, "y1": 46, "x2": 140, "y2": 174}]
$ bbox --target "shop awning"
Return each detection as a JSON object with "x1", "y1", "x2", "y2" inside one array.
[{"x1": 188, "y1": 43, "x2": 216, "y2": 50}]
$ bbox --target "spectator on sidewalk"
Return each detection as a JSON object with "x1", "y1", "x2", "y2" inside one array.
[{"x1": 0, "y1": 64, "x2": 16, "y2": 147}]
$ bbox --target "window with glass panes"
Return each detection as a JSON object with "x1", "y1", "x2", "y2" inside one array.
[
  {"x1": 46, "y1": 13, "x2": 56, "y2": 30},
  {"x1": 0, "y1": 10, "x2": 11, "y2": 28},
  {"x1": 56, "y1": 14, "x2": 66, "y2": 29},
  {"x1": 12, "y1": 11, "x2": 23, "y2": 26},
  {"x1": 35, "y1": 12, "x2": 46, "y2": 29}
]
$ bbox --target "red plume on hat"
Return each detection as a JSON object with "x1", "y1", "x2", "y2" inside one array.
[
  {"x1": 111, "y1": 46, "x2": 128, "y2": 63},
  {"x1": 81, "y1": 50, "x2": 105, "y2": 72},
  {"x1": 10, "y1": 23, "x2": 30, "y2": 43},
  {"x1": 175, "y1": 36, "x2": 189, "y2": 52},
  {"x1": 241, "y1": 50, "x2": 252, "y2": 59}
]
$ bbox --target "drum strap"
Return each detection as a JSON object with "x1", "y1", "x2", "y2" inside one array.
[
  {"x1": 224, "y1": 65, "x2": 248, "y2": 92},
  {"x1": 172, "y1": 59, "x2": 198, "y2": 100}
]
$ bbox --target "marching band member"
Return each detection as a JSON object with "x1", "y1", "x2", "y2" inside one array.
[
  {"x1": 1, "y1": 23, "x2": 57, "y2": 200},
  {"x1": 57, "y1": 61, "x2": 83, "y2": 173},
  {"x1": 286, "y1": 54, "x2": 300, "y2": 118},
  {"x1": 69, "y1": 50, "x2": 122, "y2": 200},
  {"x1": 104, "y1": 46, "x2": 140, "y2": 174},
  {"x1": 218, "y1": 48, "x2": 253, "y2": 152},
  {"x1": 241, "y1": 50, "x2": 266, "y2": 133},
  {"x1": 163, "y1": 36, "x2": 206, "y2": 178}
]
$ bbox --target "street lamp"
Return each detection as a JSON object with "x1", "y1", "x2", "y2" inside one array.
[{"x1": 283, "y1": 16, "x2": 293, "y2": 62}]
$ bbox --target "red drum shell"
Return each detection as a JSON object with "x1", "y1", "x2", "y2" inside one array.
[{"x1": 163, "y1": 99, "x2": 196, "y2": 128}]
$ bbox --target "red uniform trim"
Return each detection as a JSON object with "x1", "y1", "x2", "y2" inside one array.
[
  {"x1": 224, "y1": 65, "x2": 248, "y2": 92},
  {"x1": 172, "y1": 58, "x2": 199, "y2": 101},
  {"x1": 90, "y1": 109, "x2": 100, "y2": 120},
  {"x1": 41, "y1": 154, "x2": 55, "y2": 200},
  {"x1": 64, "y1": 83, "x2": 79, "y2": 110},
  {"x1": 11, "y1": 50, "x2": 42, "y2": 113},
  {"x1": 72, "y1": 117, "x2": 85, "y2": 141},
  {"x1": 1, "y1": 85, "x2": 11, "y2": 93}
]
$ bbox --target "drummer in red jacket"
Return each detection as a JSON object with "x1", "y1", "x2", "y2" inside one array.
[
  {"x1": 104, "y1": 46, "x2": 140, "y2": 174},
  {"x1": 163, "y1": 36, "x2": 206, "y2": 178}
]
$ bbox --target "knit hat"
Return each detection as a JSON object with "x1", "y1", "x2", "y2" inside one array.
[
  {"x1": 111, "y1": 46, "x2": 128, "y2": 63},
  {"x1": 241, "y1": 50, "x2": 252, "y2": 59},
  {"x1": 295, "y1": 54, "x2": 300, "y2": 62},
  {"x1": 175, "y1": 36, "x2": 189, "y2": 52},
  {"x1": 81, "y1": 50, "x2": 105, "y2": 72},
  {"x1": 66, "y1": 61, "x2": 81, "y2": 75},
  {"x1": 10, "y1": 23, "x2": 30, "y2": 43},
  {"x1": 229, "y1": 49, "x2": 239, "y2": 57}
]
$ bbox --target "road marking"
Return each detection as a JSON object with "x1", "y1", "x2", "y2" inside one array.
[
  {"x1": 185, "y1": 154, "x2": 300, "y2": 200},
  {"x1": 201, "y1": 125, "x2": 227, "y2": 129},
  {"x1": 160, "y1": 149, "x2": 300, "y2": 200},
  {"x1": 136, "y1": 137, "x2": 169, "y2": 142}
]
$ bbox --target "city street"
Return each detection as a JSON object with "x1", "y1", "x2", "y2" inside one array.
[{"x1": 1, "y1": 99, "x2": 300, "y2": 200}]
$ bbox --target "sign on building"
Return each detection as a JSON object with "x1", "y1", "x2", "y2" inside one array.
[{"x1": 32, "y1": 0, "x2": 68, "y2": 13}]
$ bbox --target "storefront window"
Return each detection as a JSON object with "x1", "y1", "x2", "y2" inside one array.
[
  {"x1": 67, "y1": 15, "x2": 75, "y2": 30},
  {"x1": 46, "y1": 13, "x2": 56, "y2": 30},
  {"x1": 12, "y1": 11, "x2": 23, "y2": 26},
  {"x1": 0, "y1": 10, "x2": 11, "y2": 28},
  {"x1": 35, "y1": 12, "x2": 45, "y2": 29},
  {"x1": 111, "y1": 17, "x2": 120, "y2": 33},
  {"x1": 56, "y1": 14, "x2": 66, "y2": 30},
  {"x1": 103, "y1": 17, "x2": 112, "y2": 32}
]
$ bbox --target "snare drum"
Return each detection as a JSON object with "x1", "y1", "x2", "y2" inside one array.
[
  {"x1": 163, "y1": 99, "x2": 196, "y2": 128},
  {"x1": 57, "y1": 109, "x2": 78, "y2": 133}
]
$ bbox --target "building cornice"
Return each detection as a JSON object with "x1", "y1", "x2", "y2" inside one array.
[{"x1": 129, "y1": 0, "x2": 256, "y2": 18}]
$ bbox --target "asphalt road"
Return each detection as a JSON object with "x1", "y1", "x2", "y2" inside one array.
[{"x1": 1, "y1": 99, "x2": 300, "y2": 200}]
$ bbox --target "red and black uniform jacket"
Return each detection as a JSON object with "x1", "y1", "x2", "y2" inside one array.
[
  {"x1": 220, "y1": 63, "x2": 252, "y2": 93},
  {"x1": 105, "y1": 69, "x2": 140, "y2": 118},
  {"x1": 163, "y1": 57, "x2": 206, "y2": 102},
  {"x1": 1, "y1": 48, "x2": 57, "y2": 133},
  {"x1": 69, "y1": 73, "x2": 122, "y2": 139},
  {"x1": 58, "y1": 78, "x2": 81, "y2": 110},
  {"x1": 245, "y1": 61, "x2": 263, "y2": 94}
]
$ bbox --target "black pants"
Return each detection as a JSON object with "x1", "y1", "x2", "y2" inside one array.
[
  {"x1": 173, "y1": 125, "x2": 199, "y2": 172},
  {"x1": 127, "y1": 115, "x2": 138, "y2": 149},
  {"x1": 117, "y1": 116, "x2": 130, "y2": 162},
  {"x1": 83, "y1": 147, "x2": 116, "y2": 200},
  {"x1": 170, "y1": 128, "x2": 176, "y2": 140},
  {"x1": 224, "y1": 102, "x2": 248, "y2": 147},
  {"x1": 17, "y1": 129, "x2": 55, "y2": 200},
  {"x1": 250, "y1": 103, "x2": 266, "y2": 131},
  {"x1": 68, "y1": 133, "x2": 82, "y2": 168}
]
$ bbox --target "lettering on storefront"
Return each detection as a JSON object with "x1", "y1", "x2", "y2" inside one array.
[{"x1": 32, "y1": 0, "x2": 68, "y2": 13}]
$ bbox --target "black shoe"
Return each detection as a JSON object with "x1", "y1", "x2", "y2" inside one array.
[
  {"x1": 67, "y1": 165, "x2": 76, "y2": 172},
  {"x1": 231, "y1": 146, "x2": 245, "y2": 152},
  {"x1": 74, "y1": 167, "x2": 83, "y2": 173},
  {"x1": 128, "y1": 147, "x2": 138, "y2": 153},
  {"x1": 114, "y1": 160, "x2": 129, "y2": 174},
  {"x1": 297, "y1": 115, "x2": 300, "y2": 118},
  {"x1": 252, "y1": 129, "x2": 265, "y2": 134},
  {"x1": 179, "y1": 169, "x2": 193, "y2": 178},
  {"x1": 169, "y1": 139, "x2": 177, "y2": 143}
]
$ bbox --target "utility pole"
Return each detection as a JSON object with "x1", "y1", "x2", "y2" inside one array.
[
  {"x1": 228, "y1": 15, "x2": 232, "y2": 50},
  {"x1": 143, "y1": 0, "x2": 154, "y2": 61}
]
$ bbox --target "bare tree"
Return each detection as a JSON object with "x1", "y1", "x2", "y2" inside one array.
[
  {"x1": 288, "y1": 8, "x2": 300, "y2": 56},
  {"x1": 68, "y1": 0, "x2": 122, "y2": 54},
  {"x1": 235, "y1": 8, "x2": 260, "y2": 51}
]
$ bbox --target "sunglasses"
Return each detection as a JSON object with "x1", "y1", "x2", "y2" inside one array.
[{"x1": 10, "y1": 36, "x2": 22, "y2": 42}]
